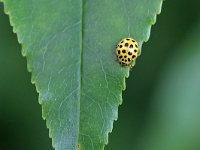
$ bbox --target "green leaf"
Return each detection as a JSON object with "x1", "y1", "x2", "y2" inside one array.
[{"x1": 1, "y1": 0, "x2": 163, "y2": 149}]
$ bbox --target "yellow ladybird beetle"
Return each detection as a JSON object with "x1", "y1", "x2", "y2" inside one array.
[{"x1": 116, "y1": 37, "x2": 139, "y2": 67}]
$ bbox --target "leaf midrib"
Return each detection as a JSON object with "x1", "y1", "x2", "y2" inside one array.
[{"x1": 78, "y1": 0, "x2": 83, "y2": 147}]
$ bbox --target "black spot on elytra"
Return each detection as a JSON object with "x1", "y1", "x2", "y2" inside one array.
[
  {"x1": 134, "y1": 49, "x2": 137, "y2": 53},
  {"x1": 125, "y1": 60, "x2": 127, "y2": 62},
  {"x1": 132, "y1": 40, "x2": 135, "y2": 42},
  {"x1": 121, "y1": 40, "x2": 124, "y2": 43},
  {"x1": 135, "y1": 44, "x2": 138, "y2": 48},
  {"x1": 122, "y1": 50, "x2": 126, "y2": 53},
  {"x1": 125, "y1": 43, "x2": 128, "y2": 47},
  {"x1": 119, "y1": 56, "x2": 122, "y2": 59},
  {"x1": 118, "y1": 50, "x2": 120, "y2": 54},
  {"x1": 128, "y1": 58, "x2": 131, "y2": 62},
  {"x1": 124, "y1": 55, "x2": 127, "y2": 58},
  {"x1": 122, "y1": 59, "x2": 124, "y2": 61},
  {"x1": 128, "y1": 52, "x2": 132, "y2": 55},
  {"x1": 126, "y1": 38, "x2": 130, "y2": 40},
  {"x1": 120, "y1": 45, "x2": 123, "y2": 48},
  {"x1": 130, "y1": 44, "x2": 133, "y2": 48},
  {"x1": 132, "y1": 55, "x2": 136, "y2": 58}
]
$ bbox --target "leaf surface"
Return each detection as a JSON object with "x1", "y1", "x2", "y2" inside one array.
[{"x1": 1, "y1": 0, "x2": 163, "y2": 149}]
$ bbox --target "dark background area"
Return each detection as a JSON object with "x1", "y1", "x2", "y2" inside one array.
[{"x1": 1, "y1": 0, "x2": 200, "y2": 149}]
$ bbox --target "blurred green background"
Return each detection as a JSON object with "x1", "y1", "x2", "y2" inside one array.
[{"x1": 1, "y1": 0, "x2": 200, "y2": 150}]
